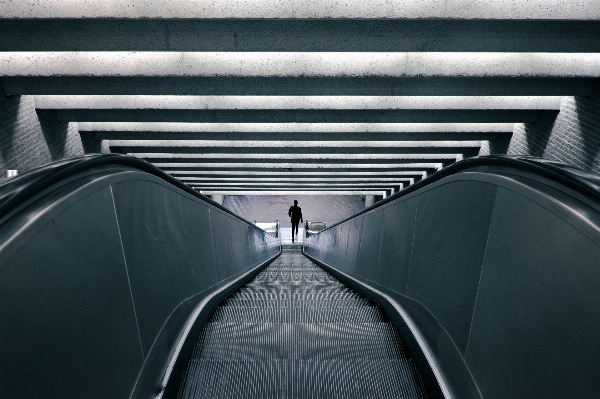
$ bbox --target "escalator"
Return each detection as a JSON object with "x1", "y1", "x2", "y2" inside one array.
[
  {"x1": 177, "y1": 247, "x2": 428, "y2": 399},
  {"x1": 2, "y1": 154, "x2": 600, "y2": 399}
]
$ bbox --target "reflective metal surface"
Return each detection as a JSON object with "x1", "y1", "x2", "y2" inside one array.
[
  {"x1": 0, "y1": 157, "x2": 280, "y2": 399},
  {"x1": 305, "y1": 220, "x2": 326, "y2": 237},
  {"x1": 178, "y1": 247, "x2": 430, "y2": 399},
  {"x1": 305, "y1": 161, "x2": 600, "y2": 399}
]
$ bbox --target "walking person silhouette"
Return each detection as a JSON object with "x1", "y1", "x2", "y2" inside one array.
[{"x1": 288, "y1": 200, "x2": 303, "y2": 243}]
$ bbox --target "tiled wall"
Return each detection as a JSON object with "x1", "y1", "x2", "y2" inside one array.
[
  {"x1": 507, "y1": 94, "x2": 600, "y2": 174},
  {"x1": 0, "y1": 86, "x2": 87, "y2": 175}
]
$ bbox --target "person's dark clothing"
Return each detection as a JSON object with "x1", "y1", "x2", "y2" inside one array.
[
  {"x1": 288, "y1": 205, "x2": 303, "y2": 222},
  {"x1": 289, "y1": 205, "x2": 303, "y2": 241}
]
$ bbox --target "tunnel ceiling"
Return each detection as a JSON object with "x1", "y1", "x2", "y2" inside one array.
[{"x1": 2, "y1": 0, "x2": 600, "y2": 197}]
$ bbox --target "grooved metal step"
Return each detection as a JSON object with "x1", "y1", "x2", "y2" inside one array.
[{"x1": 177, "y1": 248, "x2": 429, "y2": 399}]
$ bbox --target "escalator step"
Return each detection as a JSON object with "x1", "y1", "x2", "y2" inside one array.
[
  {"x1": 210, "y1": 306, "x2": 386, "y2": 323},
  {"x1": 195, "y1": 323, "x2": 409, "y2": 360},
  {"x1": 177, "y1": 249, "x2": 429, "y2": 399},
  {"x1": 180, "y1": 360, "x2": 427, "y2": 399}
]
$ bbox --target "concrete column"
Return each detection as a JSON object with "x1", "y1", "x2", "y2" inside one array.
[
  {"x1": 211, "y1": 194, "x2": 225, "y2": 205},
  {"x1": 365, "y1": 195, "x2": 375, "y2": 208},
  {"x1": 0, "y1": 85, "x2": 85, "y2": 175}
]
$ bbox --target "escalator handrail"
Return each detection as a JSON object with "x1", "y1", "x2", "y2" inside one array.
[
  {"x1": 0, "y1": 153, "x2": 262, "y2": 230},
  {"x1": 320, "y1": 155, "x2": 600, "y2": 233}
]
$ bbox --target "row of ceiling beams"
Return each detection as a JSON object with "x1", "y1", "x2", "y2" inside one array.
[{"x1": 2, "y1": 1, "x2": 600, "y2": 196}]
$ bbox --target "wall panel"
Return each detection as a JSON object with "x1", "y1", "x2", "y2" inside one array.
[
  {"x1": 375, "y1": 197, "x2": 418, "y2": 295},
  {"x1": 112, "y1": 180, "x2": 197, "y2": 355},
  {"x1": 0, "y1": 187, "x2": 142, "y2": 399},
  {"x1": 407, "y1": 180, "x2": 497, "y2": 354}
]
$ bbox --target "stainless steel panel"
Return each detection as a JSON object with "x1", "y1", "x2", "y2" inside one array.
[
  {"x1": 0, "y1": 187, "x2": 143, "y2": 399},
  {"x1": 375, "y1": 197, "x2": 419, "y2": 295},
  {"x1": 407, "y1": 181, "x2": 497, "y2": 354},
  {"x1": 356, "y1": 210, "x2": 383, "y2": 281},
  {"x1": 466, "y1": 187, "x2": 600, "y2": 399},
  {"x1": 180, "y1": 196, "x2": 219, "y2": 291},
  {"x1": 112, "y1": 180, "x2": 197, "y2": 355}
]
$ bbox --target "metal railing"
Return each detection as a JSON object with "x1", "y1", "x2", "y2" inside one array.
[
  {"x1": 255, "y1": 220, "x2": 279, "y2": 238},
  {"x1": 305, "y1": 221, "x2": 326, "y2": 238}
]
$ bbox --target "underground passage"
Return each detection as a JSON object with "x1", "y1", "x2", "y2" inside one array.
[
  {"x1": 2, "y1": 1, "x2": 600, "y2": 398},
  {"x1": 2, "y1": 154, "x2": 600, "y2": 399}
]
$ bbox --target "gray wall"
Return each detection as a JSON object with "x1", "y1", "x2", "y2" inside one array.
[
  {"x1": 482, "y1": 86, "x2": 600, "y2": 175},
  {"x1": 0, "y1": 84, "x2": 108, "y2": 176},
  {"x1": 223, "y1": 194, "x2": 365, "y2": 227},
  {"x1": 507, "y1": 94, "x2": 600, "y2": 173},
  {"x1": 305, "y1": 171, "x2": 600, "y2": 398}
]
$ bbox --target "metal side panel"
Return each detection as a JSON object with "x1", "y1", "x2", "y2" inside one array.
[
  {"x1": 179, "y1": 196, "x2": 219, "y2": 293},
  {"x1": 375, "y1": 197, "x2": 419, "y2": 296},
  {"x1": 208, "y1": 208, "x2": 235, "y2": 281},
  {"x1": 307, "y1": 168, "x2": 600, "y2": 399},
  {"x1": 356, "y1": 209, "x2": 383, "y2": 282},
  {"x1": 406, "y1": 180, "x2": 498, "y2": 355},
  {"x1": 344, "y1": 215, "x2": 364, "y2": 275},
  {"x1": 465, "y1": 186, "x2": 600, "y2": 399},
  {"x1": 0, "y1": 186, "x2": 143, "y2": 399},
  {"x1": 111, "y1": 179, "x2": 197, "y2": 356}
]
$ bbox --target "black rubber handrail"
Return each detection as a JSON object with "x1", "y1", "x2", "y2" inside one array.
[
  {"x1": 322, "y1": 155, "x2": 600, "y2": 232},
  {"x1": 4, "y1": 154, "x2": 599, "y2": 232},
  {"x1": 0, "y1": 153, "x2": 260, "y2": 229}
]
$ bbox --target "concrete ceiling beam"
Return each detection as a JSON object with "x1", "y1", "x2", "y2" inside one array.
[
  {"x1": 191, "y1": 187, "x2": 399, "y2": 196},
  {"x1": 32, "y1": 95, "x2": 562, "y2": 110},
  {"x1": 187, "y1": 183, "x2": 400, "y2": 188},
  {"x1": 41, "y1": 108, "x2": 553, "y2": 124},
  {"x1": 110, "y1": 139, "x2": 480, "y2": 147},
  {"x1": 2, "y1": 20, "x2": 600, "y2": 53},
  {"x1": 32, "y1": 95, "x2": 560, "y2": 123},
  {"x1": 151, "y1": 160, "x2": 452, "y2": 166},
  {"x1": 153, "y1": 162, "x2": 445, "y2": 169},
  {"x1": 109, "y1": 146, "x2": 479, "y2": 157},
  {"x1": 164, "y1": 170, "x2": 429, "y2": 177},
  {"x1": 196, "y1": 191, "x2": 389, "y2": 196},
  {"x1": 167, "y1": 168, "x2": 426, "y2": 177},
  {"x1": 155, "y1": 165, "x2": 444, "y2": 173},
  {"x1": 2, "y1": 0, "x2": 599, "y2": 20},
  {"x1": 172, "y1": 173, "x2": 425, "y2": 179},
  {"x1": 80, "y1": 122, "x2": 513, "y2": 133},
  {"x1": 177, "y1": 178, "x2": 415, "y2": 183},
  {"x1": 133, "y1": 152, "x2": 459, "y2": 161},
  {"x1": 5, "y1": 53, "x2": 600, "y2": 78},
  {"x1": 192, "y1": 187, "x2": 405, "y2": 194},
  {"x1": 5, "y1": 76, "x2": 593, "y2": 96},
  {"x1": 85, "y1": 131, "x2": 512, "y2": 141},
  {"x1": 151, "y1": 159, "x2": 452, "y2": 172}
]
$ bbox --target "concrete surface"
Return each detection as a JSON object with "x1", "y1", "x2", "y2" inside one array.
[
  {"x1": 1, "y1": 0, "x2": 599, "y2": 20},
  {"x1": 2, "y1": 52, "x2": 600, "y2": 78}
]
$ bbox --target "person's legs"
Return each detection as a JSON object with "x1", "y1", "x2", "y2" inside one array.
[{"x1": 292, "y1": 220, "x2": 299, "y2": 241}]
